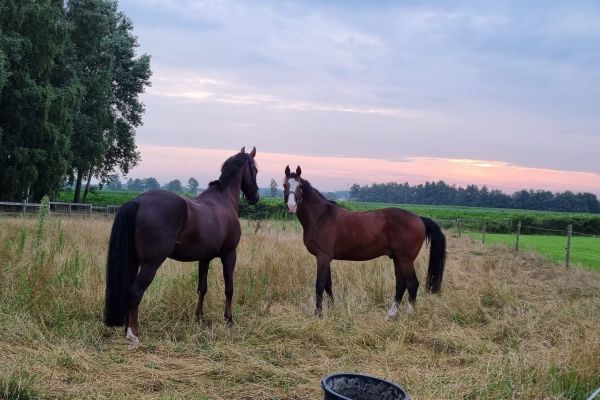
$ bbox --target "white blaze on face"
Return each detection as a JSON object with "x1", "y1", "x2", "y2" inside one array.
[{"x1": 287, "y1": 179, "x2": 298, "y2": 213}]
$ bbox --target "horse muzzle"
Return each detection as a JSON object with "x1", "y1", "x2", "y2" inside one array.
[{"x1": 246, "y1": 192, "x2": 259, "y2": 205}]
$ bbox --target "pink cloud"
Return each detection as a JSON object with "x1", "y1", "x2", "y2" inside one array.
[{"x1": 132, "y1": 145, "x2": 600, "y2": 195}]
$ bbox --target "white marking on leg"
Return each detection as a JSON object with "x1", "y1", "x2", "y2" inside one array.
[
  {"x1": 385, "y1": 301, "x2": 400, "y2": 320},
  {"x1": 126, "y1": 327, "x2": 139, "y2": 344},
  {"x1": 405, "y1": 302, "x2": 414, "y2": 314}
]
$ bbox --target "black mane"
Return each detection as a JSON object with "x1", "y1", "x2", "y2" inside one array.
[
  {"x1": 300, "y1": 178, "x2": 338, "y2": 205},
  {"x1": 209, "y1": 153, "x2": 249, "y2": 189}
]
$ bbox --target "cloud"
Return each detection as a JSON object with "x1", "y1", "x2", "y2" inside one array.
[
  {"x1": 132, "y1": 145, "x2": 600, "y2": 195},
  {"x1": 148, "y1": 67, "x2": 422, "y2": 117},
  {"x1": 119, "y1": 0, "x2": 600, "y2": 176}
]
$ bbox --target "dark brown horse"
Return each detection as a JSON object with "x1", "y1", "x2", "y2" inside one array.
[
  {"x1": 283, "y1": 165, "x2": 446, "y2": 318},
  {"x1": 104, "y1": 147, "x2": 259, "y2": 343}
]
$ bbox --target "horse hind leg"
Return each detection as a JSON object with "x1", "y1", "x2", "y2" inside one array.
[
  {"x1": 195, "y1": 259, "x2": 210, "y2": 323},
  {"x1": 126, "y1": 259, "x2": 163, "y2": 344},
  {"x1": 403, "y1": 259, "x2": 419, "y2": 313},
  {"x1": 387, "y1": 257, "x2": 407, "y2": 320}
]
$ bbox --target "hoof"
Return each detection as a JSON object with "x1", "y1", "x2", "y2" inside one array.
[
  {"x1": 405, "y1": 303, "x2": 414, "y2": 315},
  {"x1": 126, "y1": 327, "x2": 140, "y2": 345},
  {"x1": 225, "y1": 318, "x2": 235, "y2": 327},
  {"x1": 386, "y1": 301, "x2": 400, "y2": 320}
]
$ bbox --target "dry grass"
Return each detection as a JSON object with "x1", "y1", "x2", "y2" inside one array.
[{"x1": 0, "y1": 215, "x2": 599, "y2": 399}]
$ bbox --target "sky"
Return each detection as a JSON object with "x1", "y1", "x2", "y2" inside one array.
[{"x1": 118, "y1": 0, "x2": 600, "y2": 194}]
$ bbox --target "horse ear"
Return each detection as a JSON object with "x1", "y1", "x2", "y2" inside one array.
[
  {"x1": 296, "y1": 165, "x2": 302, "y2": 177},
  {"x1": 250, "y1": 146, "x2": 256, "y2": 158},
  {"x1": 240, "y1": 146, "x2": 246, "y2": 153},
  {"x1": 285, "y1": 165, "x2": 290, "y2": 177}
]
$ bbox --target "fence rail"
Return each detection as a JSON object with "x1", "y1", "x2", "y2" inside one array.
[{"x1": 0, "y1": 201, "x2": 120, "y2": 216}]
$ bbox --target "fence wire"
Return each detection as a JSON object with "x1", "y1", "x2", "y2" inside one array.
[{"x1": 445, "y1": 218, "x2": 599, "y2": 269}]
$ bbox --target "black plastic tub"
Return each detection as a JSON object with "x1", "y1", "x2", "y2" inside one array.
[{"x1": 322, "y1": 373, "x2": 410, "y2": 400}]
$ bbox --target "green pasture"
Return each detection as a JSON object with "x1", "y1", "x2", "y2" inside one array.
[
  {"x1": 465, "y1": 231, "x2": 600, "y2": 272},
  {"x1": 55, "y1": 190, "x2": 196, "y2": 206},
  {"x1": 54, "y1": 190, "x2": 600, "y2": 235},
  {"x1": 342, "y1": 200, "x2": 598, "y2": 222},
  {"x1": 340, "y1": 201, "x2": 600, "y2": 235}
]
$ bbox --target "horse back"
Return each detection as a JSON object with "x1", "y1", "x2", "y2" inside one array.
[{"x1": 329, "y1": 207, "x2": 425, "y2": 261}]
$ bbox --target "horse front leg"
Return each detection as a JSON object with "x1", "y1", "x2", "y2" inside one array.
[
  {"x1": 315, "y1": 256, "x2": 331, "y2": 316},
  {"x1": 195, "y1": 259, "x2": 211, "y2": 323},
  {"x1": 221, "y1": 251, "x2": 237, "y2": 325}
]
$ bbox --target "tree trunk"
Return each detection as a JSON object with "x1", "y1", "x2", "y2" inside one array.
[
  {"x1": 82, "y1": 170, "x2": 93, "y2": 203},
  {"x1": 73, "y1": 170, "x2": 83, "y2": 203}
]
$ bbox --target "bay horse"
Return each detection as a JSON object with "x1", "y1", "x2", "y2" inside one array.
[
  {"x1": 104, "y1": 147, "x2": 259, "y2": 343},
  {"x1": 283, "y1": 165, "x2": 446, "y2": 318}
]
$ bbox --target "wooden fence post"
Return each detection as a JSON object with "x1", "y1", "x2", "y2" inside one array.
[
  {"x1": 482, "y1": 222, "x2": 487, "y2": 244},
  {"x1": 456, "y1": 218, "x2": 461, "y2": 237},
  {"x1": 565, "y1": 224, "x2": 572, "y2": 268},
  {"x1": 515, "y1": 221, "x2": 521, "y2": 251}
]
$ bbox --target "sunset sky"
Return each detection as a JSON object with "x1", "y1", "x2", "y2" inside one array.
[{"x1": 119, "y1": 0, "x2": 600, "y2": 194}]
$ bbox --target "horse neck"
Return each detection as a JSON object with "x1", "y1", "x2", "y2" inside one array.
[
  {"x1": 297, "y1": 188, "x2": 330, "y2": 229},
  {"x1": 219, "y1": 164, "x2": 246, "y2": 209}
]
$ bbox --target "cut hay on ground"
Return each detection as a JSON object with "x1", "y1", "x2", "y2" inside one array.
[{"x1": 0, "y1": 216, "x2": 599, "y2": 399}]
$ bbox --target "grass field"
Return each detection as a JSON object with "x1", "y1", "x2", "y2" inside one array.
[
  {"x1": 464, "y1": 231, "x2": 600, "y2": 272},
  {"x1": 342, "y1": 200, "x2": 599, "y2": 220},
  {"x1": 52, "y1": 190, "x2": 600, "y2": 234},
  {"x1": 1, "y1": 215, "x2": 599, "y2": 399}
]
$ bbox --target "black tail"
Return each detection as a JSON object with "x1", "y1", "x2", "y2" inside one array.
[
  {"x1": 421, "y1": 217, "x2": 446, "y2": 294},
  {"x1": 104, "y1": 201, "x2": 139, "y2": 327}
]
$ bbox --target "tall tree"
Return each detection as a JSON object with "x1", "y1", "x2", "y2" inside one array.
[
  {"x1": 144, "y1": 177, "x2": 160, "y2": 191},
  {"x1": 67, "y1": 0, "x2": 151, "y2": 203},
  {"x1": 105, "y1": 173, "x2": 121, "y2": 190},
  {"x1": 165, "y1": 179, "x2": 182, "y2": 193},
  {"x1": 187, "y1": 177, "x2": 199, "y2": 194},
  {"x1": 0, "y1": 0, "x2": 77, "y2": 201},
  {"x1": 270, "y1": 178, "x2": 278, "y2": 197}
]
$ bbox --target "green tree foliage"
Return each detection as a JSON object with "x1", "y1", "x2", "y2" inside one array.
[
  {"x1": 105, "y1": 174, "x2": 121, "y2": 190},
  {"x1": 67, "y1": 0, "x2": 151, "y2": 203},
  {"x1": 0, "y1": 0, "x2": 150, "y2": 202},
  {"x1": 0, "y1": 0, "x2": 78, "y2": 201},
  {"x1": 187, "y1": 177, "x2": 199, "y2": 194},
  {"x1": 350, "y1": 181, "x2": 600, "y2": 213},
  {"x1": 144, "y1": 177, "x2": 160, "y2": 191},
  {"x1": 165, "y1": 179, "x2": 182, "y2": 193},
  {"x1": 126, "y1": 177, "x2": 144, "y2": 191}
]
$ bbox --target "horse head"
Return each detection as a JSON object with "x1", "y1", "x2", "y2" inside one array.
[
  {"x1": 240, "y1": 146, "x2": 259, "y2": 205},
  {"x1": 283, "y1": 165, "x2": 302, "y2": 213}
]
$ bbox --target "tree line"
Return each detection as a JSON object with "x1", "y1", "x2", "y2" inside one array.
[
  {"x1": 349, "y1": 181, "x2": 600, "y2": 213},
  {"x1": 0, "y1": 0, "x2": 151, "y2": 203},
  {"x1": 104, "y1": 175, "x2": 200, "y2": 194}
]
